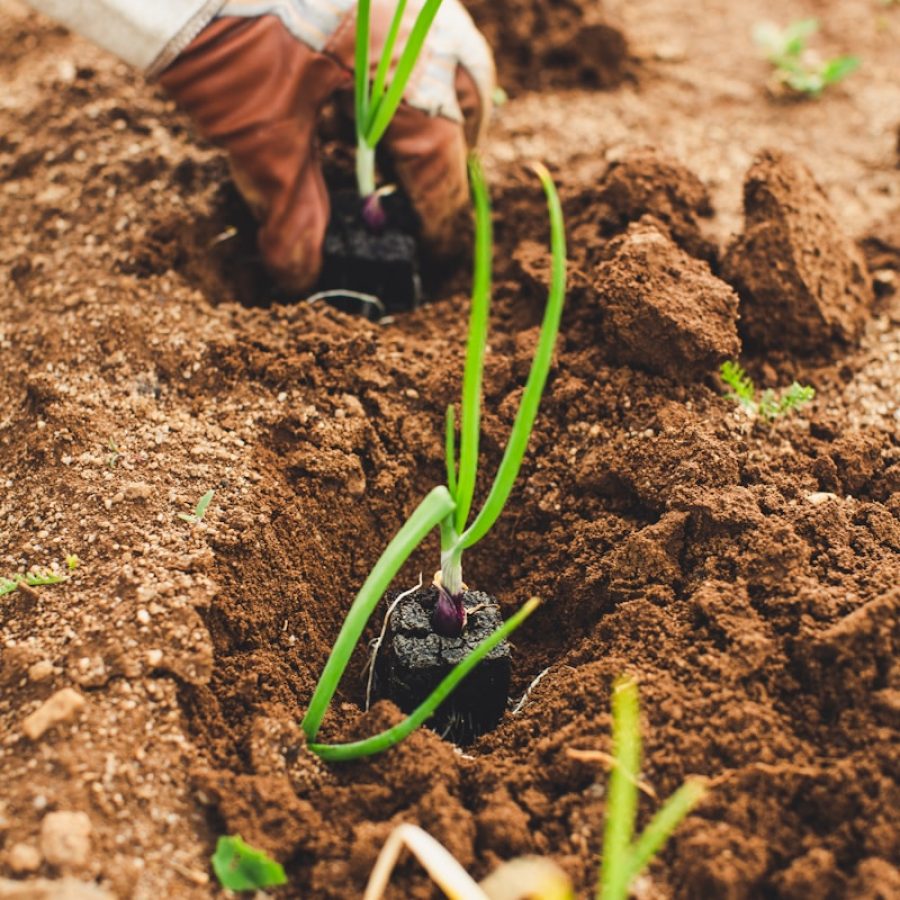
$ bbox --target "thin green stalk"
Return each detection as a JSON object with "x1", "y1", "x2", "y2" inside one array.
[
  {"x1": 461, "y1": 163, "x2": 567, "y2": 550},
  {"x1": 626, "y1": 778, "x2": 707, "y2": 886},
  {"x1": 369, "y1": 0, "x2": 409, "y2": 115},
  {"x1": 444, "y1": 404, "x2": 458, "y2": 500},
  {"x1": 355, "y1": 0, "x2": 372, "y2": 135},
  {"x1": 309, "y1": 598, "x2": 540, "y2": 760},
  {"x1": 365, "y1": 0, "x2": 446, "y2": 147},
  {"x1": 301, "y1": 486, "x2": 456, "y2": 741},
  {"x1": 598, "y1": 678, "x2": 641, "y2": 900},
  {"x1": 454, "y1": 155, "x2": 493, "y2": 533},
  {"x1": 356, "y1": 139, "x2": 376, "y2": 198}
]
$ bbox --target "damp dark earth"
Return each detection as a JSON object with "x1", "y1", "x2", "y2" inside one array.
[{"x1": 1, "y1": 0, "x2": 899, "y2": 898}]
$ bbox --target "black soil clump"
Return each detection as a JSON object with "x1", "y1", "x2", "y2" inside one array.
[
  {"x1": 317, "y1": 189, "x2": 421, "y2": 318},
  {"x1": 379, "y1": 585, "x2": 511, "y2": 744}
]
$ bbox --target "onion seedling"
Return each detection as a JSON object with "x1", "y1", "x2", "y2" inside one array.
[
  {"x1": 434, "y1": 157, "x2": 566, "y2": 638},
  {"x1": 300, "y1": 159, "x2": 567, "y2": 760},
  {"x1": 354, "y1": 0, "x2": 445, "y2": 206}
]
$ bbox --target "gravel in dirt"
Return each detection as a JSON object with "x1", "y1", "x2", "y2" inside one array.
[{"x1": 1, "y1": 0, "x2": 898, "y2": 898}]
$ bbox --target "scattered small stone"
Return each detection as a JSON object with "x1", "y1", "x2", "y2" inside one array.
[
  {"x1": 28, "y1": 660, "x2": 55, "y2": 682},
  {"x1": 123, "y1": 481, "x2": 152, "y2": 500},
  {"x1": 22, "y1": 688, "x2": 86, "y2": 741},
  {"x1": 40, "y1": 811, "x2": 92, "y2": 869},
  {"x1": 806, "y1": 492, "x2": 839, "y2": 505},
  {"x1": 145, "y1": 649, "x2": 163, "y2": 667},
  {"x1": 0, "y1": 877, "x2": 114, "y2": 899},
  {"x1": 6, "y1": 842, "x2": 42, "y2": 874}
]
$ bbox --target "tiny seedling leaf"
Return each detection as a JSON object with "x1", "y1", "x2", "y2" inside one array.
[
  {"x1": 1, "y1": 570, "x2": 66, "y2": 597},
  {"x1": 194, "y1": 489, "x2": 214, "y2": 520},
  {"x1": 179, "y1": 489, "x2": 215, "y2": 523},
  {"x1": 720, "y1": 361, "x2": 814, "y2": 422},
  {"x1": 821, "y1": 55, "x2": 860, "y2": 85},
  {"x1": 754, "y1": 19, "x2": 859, "y2": 97},
  {"x1": 211, "y1": 835, "x2": 287, "y2": 892},
  {"x1": 720, "y1": 360, "x2": 756, "y2": 410}
]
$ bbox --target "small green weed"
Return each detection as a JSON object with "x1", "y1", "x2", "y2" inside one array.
[
  {"x1": 177, "y1": 489, "x2": 214, "y2": 524},
  {"x1": 360, "y1": 677, "x2": 705, "y2": 899},
  {"x1": 211, "y1": 835, "x2": 286, "y2": 892},
  {"x1": 0, "y1": 570, "x2": 67, "y2": 598},
  {"x1": 720, "y1": 361, "x2": 815, "y2": 422},
  {"x1": 754, "y1": 19, "x2": 860, "y2": 97},
  {"x1": 596, "y1": 677, "x2": 707, "y2": 900}
]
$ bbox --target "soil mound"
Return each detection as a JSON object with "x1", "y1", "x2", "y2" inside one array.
[
  {"x1": 591, "y1": 220, "x2": 740, "y2": 380},
  {"x1": 723, "y1": 149, "x2": 874, "y2": 356},
  {"x1": 465, "y1": 0, "x2": 628, "y2": 92},
  {"x1": 570, "y1": 148, "x2": 717, "y2": 266}
]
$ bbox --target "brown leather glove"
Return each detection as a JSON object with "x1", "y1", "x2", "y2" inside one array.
[{"x1": 158, "y1": 5, "x2": 494, "y2": 294}]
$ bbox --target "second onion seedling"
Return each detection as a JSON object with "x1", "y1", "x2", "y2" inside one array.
[
  {"x1": 354, "y1": 0, "x2": 445, "y2": 205},
  {"x1": 300, "y1": 158, "x2": 567, "y2": 760}
]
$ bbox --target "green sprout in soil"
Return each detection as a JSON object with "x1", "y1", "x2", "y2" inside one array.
[
  {"x1": 211, "y1": 835, "x2": 287, "y2": 892},
  {"x1": 355, "y1": 0, "x2": 445, "y2": 210},
  {"x1": 720, "y1": 361, "x2": 815, "y2": 422},
  {"x1": 753, "y1": 19, "x2": 860, "y2": 97},
  {"x1": 597, "y1": 677, "x2": 707, "y2": 900},
  {"x1": 177, "y1": 489, "x2": 214, "y2": 524},
  {"x1": 65, "y1": 554, "x2": 80, "y2": 571},
  {"x1": 361, "y1": 677, "x2": 705, "y2": 899},
  {"x1": 300, "y1": 158, "x2": 567, "y2": 762},
  {"x1": 106, "y1": 438, "x2": 120, "y2": 468},
  {"x1": 0, "y1": 570, "x2": 66, "y2": 598}
]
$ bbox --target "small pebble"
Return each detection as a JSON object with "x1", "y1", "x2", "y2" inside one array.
[
  {"x1": 6, "y1": 842, "x2": 42, "y2": 874},
  {"x1": 22, "y1": 688, "x2": 86, "y2": 740},
  {"x1": 40, "y1": 811, "x2": 92, "y2": 869},
  {"x1": 28, "y1": 660, "x2": 55, "y2": 682},
  {"x1": 124, "y1": 482, "x2": 152, "y2": 500},
  {"x1": 806, "y1": 491, "x2": 839, "y2": 505}
]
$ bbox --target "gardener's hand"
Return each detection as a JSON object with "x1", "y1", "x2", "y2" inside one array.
[{"x1": 158, "y1": 2, "x2": 494, "y2": 294}]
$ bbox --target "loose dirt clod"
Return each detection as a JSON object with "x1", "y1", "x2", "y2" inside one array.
[
  {"x1": 592, "y1": 219, "x2": 740, "y2": 380},
  {"x1": 21, "y1": 688, "x2": 86, "y2": 741},
  {"x1": 723, "y1": 149, "x2": 874, "y2": 355},
  {"x1": 578, "y1": 147, "x2": 717, "y2": 264},
  {"x1": 467, "y1": 0, "x2": 628, "y2": 91}
]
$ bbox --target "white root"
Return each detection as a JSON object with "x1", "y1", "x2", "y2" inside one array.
[
  {"x1": 511, "y1": 665, "x2": 552, "y2": 715},
  {"x1": 362, "y1": 824, "x2": 488, "y2": 900},
  {"x1": 364, "y1": 574, "x2": 423, "y2": 711},
  {"x1": 362, "y1": 824, "x2": 573, "y2": 900}
]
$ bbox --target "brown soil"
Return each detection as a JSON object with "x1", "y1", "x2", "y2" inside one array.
[{"x1": 1, "y1": 0, "x2": 899, "y2": 898}]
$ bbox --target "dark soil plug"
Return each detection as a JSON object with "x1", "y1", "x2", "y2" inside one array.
[
  {"x1": 379, "y1": 585, "x2": 511, "y2": 744},
  {"x1": 317, "y1": 189, "x2": 421, "y2": 319}
]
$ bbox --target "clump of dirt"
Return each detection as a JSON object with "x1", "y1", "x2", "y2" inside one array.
[
  {"x1": 723, "y1": 149, "x2": 874, "y2": 356},
  {"x1": 569, "y1": 147, "x2": 718, "y2": 266},
  {"x1": 587, "y1": 219, "x2": 740, "y2": 380},
  {"x1": 466, "y1": 0, "x2": 629, "y2": 92}
]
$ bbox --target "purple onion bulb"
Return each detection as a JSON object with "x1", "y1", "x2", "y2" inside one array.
[
  {"x1": 432, "y1": 585, "x2": 467, "y2": 637},
  {"x1": 361, "y1": 192, "x2": 388, "y2": 233}
]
